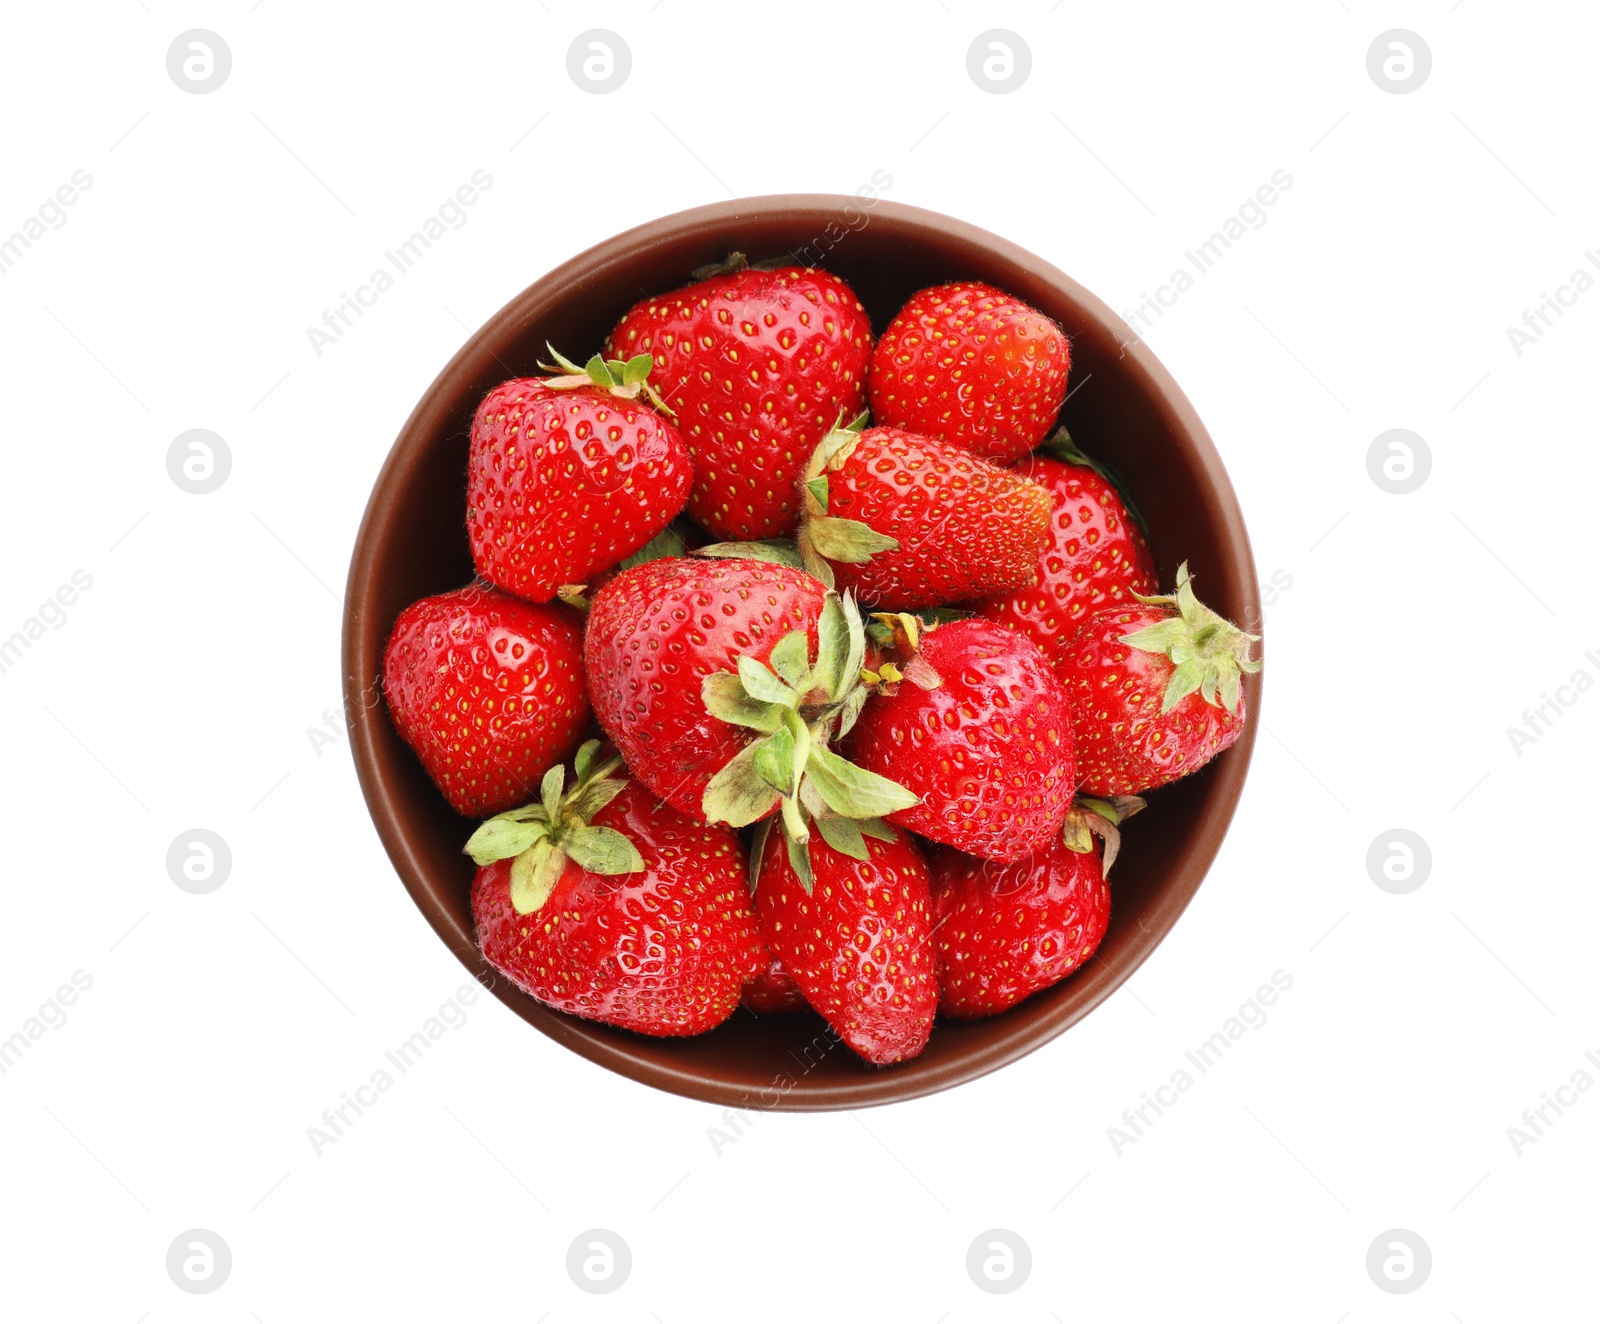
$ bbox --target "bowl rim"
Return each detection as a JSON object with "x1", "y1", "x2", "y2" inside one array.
[{"x1": 342, "y1": 193, "x2": 1261, "y2": 1111}]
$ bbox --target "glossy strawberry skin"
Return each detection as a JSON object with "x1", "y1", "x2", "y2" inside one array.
[
  {"x1": 584, "y1": 557, "x2": 828, "y2": 821},
  {"x1": 472, "y1": 781, "x2": 765, "y2": 1036},
  {"x1": 467, "y1": 378, "x2": 692, "y2": 603},
  {"x1": 740, "y1": 950, "x2": 810, "y2": 1015},
  {"x1": 605, "y1": 267, "x2": 872, "y2": 540},
  {"x1": 754, "y1": 827, "x2": 937, "y2": 1065},
  {"x1": 929, "y1": 837, "x2": 1110, "y2": 1019},
  {"x1": 382, "y1": 587, "x2": 589, "y2": 818},
  {"x1": 869, "y1": 282, "x2": 1070, "y2": 463},
  {"x1": 972, "y1": 455, "x2": 1157, "y2": 659},
  {"x1": 1057, "y1": 606, "x2": 1248, "y2": 796},
  {"x1": 822, "y1": 426, "x2": 1052, "y2": 608},
  {"x1": 847, "y1": 619, "x2": 1076, "y2": 862}
]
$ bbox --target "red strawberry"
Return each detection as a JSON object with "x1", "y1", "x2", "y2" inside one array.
[
  {"x1": 469, "y1": 743, "x2": 765, "y2": 1035},
  {"x1": 930, "y1": 837, "x2": 1106, "y2": 1020},
  {"x1": 467, "y1": 355, "x2": 691, "y2": 603},
  {"x1": 383, "y1": 586, "x2": 588, "y2": 817},
  {"x1": 847, "y1": 617, "x2": 1076, "y2": 862},
  {"x1": 740, "y1": 949, "x2": 809, "y2": 1015},
  {"x1": 585, "y1": 556, "x2": 826, "y2": 820},
  {"x1": 1057, "y1": 563, "x2": 1259, "y2": 795},
  {"x1": 584, "y1": 557, "x2": 916, "y2": 840},
  {"x1": 605, "y1": 259, "x2": 873, "y2": 541},
  {"x1": 753, "y1": 821, "x2": 937, "y2": 1064},
  {"x1": 973, "y1": 435, "x2": 1157, "y2": 657},
  {"x1": 869, "y1": 281, "x2": 1070, "y2": 463},
  {"x1": 795, "y1": 424, "x2": 1052, "y2": 608}
]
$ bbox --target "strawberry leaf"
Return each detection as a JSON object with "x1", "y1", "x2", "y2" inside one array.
[
  {"x1": 804, "y1": 515, "x2": 899, "y2": 564},
  {"x1": 703, "y1": 671, "x2": 786, "y2": 732},
  {"x1": 562, "y1": 825, "x2": 644, "y2": 876},
  {"x1": 769, "y1": 629, "x2": 811, "y2": 687},
  {"x1": 804, "y1": 744, "x2": 919, "y2": 819},
  {"x1": 509, "y1": 840, "x2": 567, "y2": 914},
  {"x1": 785, "y1": 829, "x2": 815, "y2": 893},
  {"x1": 463, "y1": 814, "x2": 550, "y2": 865},
  {"x1": 568, "y1": 774, "x2": 629, "y2": 821},
  {"x1": 572, "y1": 739, "x2": 601, "y2": 785},
  {"x1": 583, "y1": 354, "x2": 618, "y2": 389},
  {"x1": 540, "y1": 763, "x2": 566, "y2": 820},
  {"x1": 702, "y1": 739, "x2": 784, "y2": 828},
  {"x1": 811, "y1": 593, "x2": 850, "y2": 699},
  {"x1": 695, "y1": 540, "x2": 805, "y2": 569},
  {"x1": 858, "y1": 816, "x2": 897, "y2": 844},
  {"x1": 814, "y1": 814, "x2": 869, "y2": 861},
  {"x1": 805, "y1": 476, "x2": 830, "y2": 512},
  {"x1": 755, "y1": 726, "x2": 797, "y2": 795},
  {"x1": 620, "y1": 353, "x2": 654, "y2": 389},
  {"x1": 737, "y1": 654, "x2": 799, "y2": 707},
  {"x1": 620, "y1": 523, "x2": 689, "y2": 571},
  {"x1": 747, "y1": 817, "x2": 772, "y2": 894},
  {"x1": 835, "y1": 686, "x2": 869, "y2": 739}
]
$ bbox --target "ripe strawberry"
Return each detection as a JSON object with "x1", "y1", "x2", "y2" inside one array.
[
  {"x1": 469, "y1": 742, "x2": 766, "y2": 1036},
  {"x1": 753, "y1": 821, "x2": 937, "y2": 1064},
  {"x1": 467, "y1": 355, "x2": 691, "y2": 603},
  {"x1": 740, "y1": 949, "x2": 809, "y2": 1015},
  {"x1": 605, "y1": 259, "x2": 873, "y2": 541},
  {"x1": 869, "y1": 281, "x2": 1070, "y2": 463},
  {"x1": 383, "y1": 586, "x2": 588, "y2": 817},
  {"x1": 973, "y1": 433, "x2": 1157, "y2": 657},
  {"x1": 846, "y1": 617, "x2": 1076, "y2": 862},
  {"x1": 795, "y1": 424, "x2": 1052, "y2": 608},
  {"x1": 930, "y1": 838, "x2": 1105, "y2": 1020},
  {"x1": 585, "y1": 557, "x2": 916, "y2": 839},
  {"x1": 1057, "y1": 563, "x2": 1260, "y2": 795}
]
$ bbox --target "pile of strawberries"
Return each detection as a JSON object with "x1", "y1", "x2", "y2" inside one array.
[{"x1": 381, "y1": 255, "x2": 1260, "y2": 1067}]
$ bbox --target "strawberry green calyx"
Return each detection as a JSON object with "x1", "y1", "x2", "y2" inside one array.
[
  {"x1": 463, "y1": 740, "x2": 644, "y2": 915},
  {"x1": 699, "y1": 590, "x2": 918, "y2": 891},
  {"x1": 539, "y1": 344, "x2": 675, "y2": 416},
  {"x1": 1062, "y1": 794, "x2": 1147, "y2": 876},
  {"x1": 689, "y1": 251, "x2": 805, "y2": 280},
  {"x1": 794, "y1": 424, "x2": 900, "y2": 588},
  {"x1": 860, "y1": 611, "x2": 942, "y2": 693},
  {"x1": 1121, "y1": 562, "x2": 1261, "y2": 716}
]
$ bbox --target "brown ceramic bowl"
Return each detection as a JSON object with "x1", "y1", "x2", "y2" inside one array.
[{"x1": 343, "y1": 195, "x2": 1260, "y2": 1111}]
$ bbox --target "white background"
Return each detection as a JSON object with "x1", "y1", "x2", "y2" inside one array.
[{"x1": 2, "y1": 1, "x2": 1595, "y2": 1319}]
